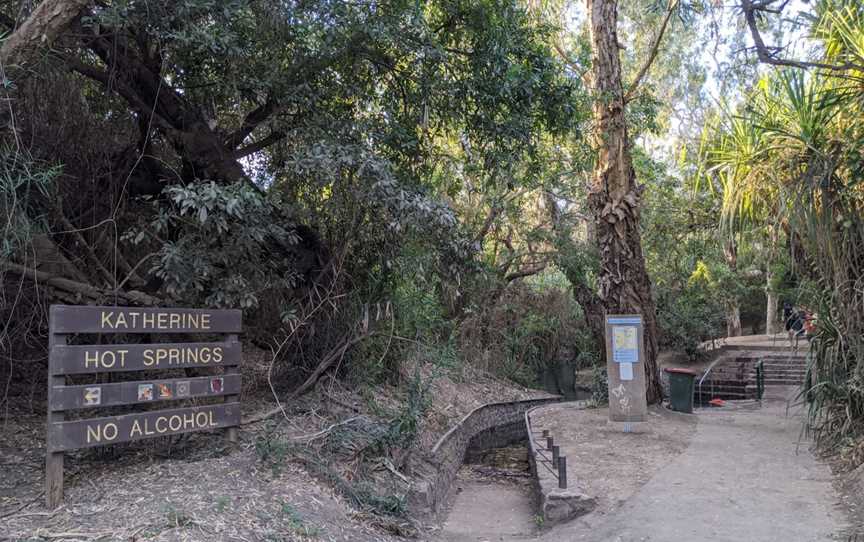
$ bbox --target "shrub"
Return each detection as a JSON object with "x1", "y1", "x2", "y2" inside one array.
[{"x1": 457, "y1": 281, "x2": 583, "y2": 387}]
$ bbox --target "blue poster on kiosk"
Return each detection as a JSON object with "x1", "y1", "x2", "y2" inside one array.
[{"x1": 608, "y1": 316, "x2": 640, "y2": 363}]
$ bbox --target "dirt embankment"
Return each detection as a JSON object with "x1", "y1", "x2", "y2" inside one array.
[{"x1": 1, "y1": 348, "x2": 545, "y2": 541}]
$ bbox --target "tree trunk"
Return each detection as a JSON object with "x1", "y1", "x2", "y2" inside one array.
[
  {"x1": 765, "y1": 285, "x2": 778, "y2": 335},
  {"x1": 572, "y1": 280, "x2": 606, "y2": 353},
  {"x1": 586, "y1": 0, "x2": 662, "y2": 403},
  {"x1": 722, "y1": 239, "x2": 742, "y2": 337},
  {"x1": 726, "y1": 301, "x2": 742, "y2": 338},
  {"x1": 765, "y1": 224, "x2": 780, "y2": 335}
]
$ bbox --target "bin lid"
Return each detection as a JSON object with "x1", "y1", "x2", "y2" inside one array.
[{"x1": 663, "y1": 367, "x2": 699, "y2": 376}]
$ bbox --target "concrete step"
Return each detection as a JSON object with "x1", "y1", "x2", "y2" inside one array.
[
  {"x1": 761, "y1": 361, "x2": 807, "y2": 367},
  {"x1": 763, "y1": 379, "x2": 806, "y2": 386},
  {"x1": 696, "y1": 381, "x2": 750, "y2": 389},
  {"x1": 761, "y1": 366, "x2": 807, "y2": 373},
  {"x1": 762, "y1": 372, "x2": 806, "y2": 378},
  {"x1": 763, "y1": 371, "x2": 807, "y2": 379},
  {"x1": 719, "y1": 343, "x2": 808, "y2": 352}
]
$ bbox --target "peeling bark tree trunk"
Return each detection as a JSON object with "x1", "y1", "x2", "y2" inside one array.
[
  {"x1": 0, "y1": 0, "x2": 93, "y2": 68},
  {"x1": 725, "y1": 301, "x2": 742, "y2": 338},
  {"x1": 587, "y1": 0, "x2": 662, "y2": 403}
]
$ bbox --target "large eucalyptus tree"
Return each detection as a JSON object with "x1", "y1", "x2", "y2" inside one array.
[{"x1": 585, "y1": 0, "x2": 681, "y2": 402}]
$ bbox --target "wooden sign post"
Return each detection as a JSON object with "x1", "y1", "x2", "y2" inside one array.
[
  {"x1": 605, "y1": 314, "x2": 648, "y2": 425},
  {"x1": 46, "y1": 305, "x2": 242, "y2": 508}
]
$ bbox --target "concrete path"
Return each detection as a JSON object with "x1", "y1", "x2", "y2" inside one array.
[
  {"x1": 438, "y1": 479, "x2": 537, "y2": 541},
  {"x1": 542, "y1": 394, "x2": 846, "y2": 541}
]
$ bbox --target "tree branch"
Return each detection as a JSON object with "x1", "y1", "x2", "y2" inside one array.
[
  {"x1": 625, "y1": 0, "x2": 677, "y2": 102},
  {"x1": 224, "y1": 97, "x2": 280, "y2": 149},
  {"x1": 234, "y1": 131, "x2": 286, "y2": 158},
  {"x1": 2, "y1": 262, "x2": 160, "y2": 305},
  {"x1": 740, "y1": 0, "x2": 864, "y2": 73},
  {"x1": 505, "y1": 264, "x2": 547, "y2": 282},
  {"x1": 64, "y1": 56, "x2": 175, "y2": 132},
  {"x1": 51, "y1": 200, "x2": 116, "y2": 287}
]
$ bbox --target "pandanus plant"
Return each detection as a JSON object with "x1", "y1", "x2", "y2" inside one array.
[{"x1": 700, "y1": 1, "x2": 864, "y2": 453}]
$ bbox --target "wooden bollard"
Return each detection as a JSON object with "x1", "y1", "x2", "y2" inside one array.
[
  {"x1": 552, "y1": 445, "x2": 560, "y2": 468},
  {"x1": 546, "y1": 436, "x2": 554, "y2": 451},
  {"x1": 558, "y1": 456, "x2": 568, "y2": 489}
]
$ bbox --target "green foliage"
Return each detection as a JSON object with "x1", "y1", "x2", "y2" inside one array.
[
  {"x1": 163, "y1": 504, "x2": 193, "y2": 528},
  {"x1": 125, "y1": 181, "x2": 300, "y2": 311},
  {"x1": 458, "y1": 282, "x2": 583, "y2": 387},
  {"x1": 0, "y1": 151, "x2": 60, "y2": 258},
  {"x1": 382, "y1": 369, "x2": 431, "y2": 450},
  {"x1": 215, "y1": 495, "x2": 231, "y2": 513},
  {"x1": 698, "y1": 2, "x2": 864, "y2": 459},
  {"x1": 279, "y1": 502, "x2": 321, "y2": 537},
  {"x1": 591, "y1": 365, "x2": 608, "y2": 405},
  {"x1": 656, "y1": 286, "x2": 725, "y2": 357}
]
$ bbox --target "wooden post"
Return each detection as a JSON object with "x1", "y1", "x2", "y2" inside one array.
[
  {"x1": 552, "y1": 445, "x2": 560, "y2": 468},
  {"x1": 224, "y1": 333, "x2": 240, "y2": 444},
  {"x1": 46, "y1": 309, "x2": 66, "y2": 509}
]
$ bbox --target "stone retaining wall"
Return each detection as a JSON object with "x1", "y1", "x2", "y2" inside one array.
[{"x1": 408, "y1": 396, "x2": 560, "y2": 518}]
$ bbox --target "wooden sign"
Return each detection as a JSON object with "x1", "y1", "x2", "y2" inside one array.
[
  {"x1": 49, "y1": 404, "x2": 240, "y2": 452},
  {"x1": 604, "y1": 314, "x2": 648, "y2": 424},
  {"x1": 51, "y1": 342, "x2": 241, "y2": 374},
  {"x1": 46, "y1": 305, "x2": 242, "y2": 508}
]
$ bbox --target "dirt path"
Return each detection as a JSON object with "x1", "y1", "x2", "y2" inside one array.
[{"x1": 539, "y1": 394, "x2": 847, "y2": 541}]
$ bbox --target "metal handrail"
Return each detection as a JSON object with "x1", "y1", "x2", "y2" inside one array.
[
  {"x1": 755, "y1": 360, "x2": 764, "y2": 401},
  {"x1": 696, "y1": 355, "x2": 727, "y2": 405}
]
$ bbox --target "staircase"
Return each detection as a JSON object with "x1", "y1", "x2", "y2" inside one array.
[
  {"x1": 758, "y1": 354, "x2": 808, "y2": 386},
  {"x1": 694, "y1": 348, "x2": 809, "y2": 405}
]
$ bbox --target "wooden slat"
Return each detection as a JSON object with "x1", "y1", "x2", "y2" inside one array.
[
  {"x1": 50, "y1": 341, "x2": 241, "y2": 375},
  {"x1": 49, "y1": 374, "x2": 242, "y2": 410},
  {"x1": 48, "y1": 403, "x2": 241, "y2": 452},
  {"x1": 50, "y1": 305, "x2": 242, "y2": 334}
]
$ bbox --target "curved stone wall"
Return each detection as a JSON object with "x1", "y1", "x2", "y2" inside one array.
[{"x1": 409, "y1": 396, "x2": 561, "y2": 518}]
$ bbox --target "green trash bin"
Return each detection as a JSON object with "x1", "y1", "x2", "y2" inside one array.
[{"x1": 664, "y1": 368, "x2": 699, "y2": 413}]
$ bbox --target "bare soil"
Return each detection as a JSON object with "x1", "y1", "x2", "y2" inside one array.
[
  {"x1": 0, "y1": 358, "x2": 545, "y2": 542},
  {"x1": 529, "y1": 403, "x2": 697, "y2": 519}
]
